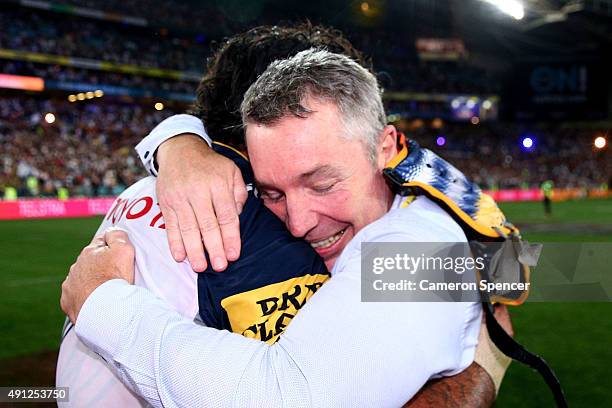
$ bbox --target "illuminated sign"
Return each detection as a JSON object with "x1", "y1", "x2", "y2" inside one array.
[{"x1": 0, "y1": 74, "x2": 44, "y2": 91}]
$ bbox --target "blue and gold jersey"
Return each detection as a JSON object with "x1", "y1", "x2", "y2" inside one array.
[{"x1": 197, "y1": 143, "x2": 330, "y2": 343}]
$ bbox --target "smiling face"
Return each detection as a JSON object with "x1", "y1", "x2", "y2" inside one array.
[{"x1": 246, "y1": 98, "x2": 398, "y2": 270}]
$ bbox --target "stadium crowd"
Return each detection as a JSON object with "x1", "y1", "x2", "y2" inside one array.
[
  {"x1": 0, "y1": 2, "x2": 608, "y2": 200},
  {"x1": 0, "y1": 7, "x2": 208, "y2": 73},
  {"x1": 0, "y1": 97, "x2": 168, "y2": 199},
  {"x1": 1, "y1": 60, "x2": 196, "y2": 94},
  {"x1": 1, "y1": 96, "x2": 608, "y2": 200},
  {"x1": 356, "y1": 30, "x2": 500, "y2": 94},
  {"x1": 392, "y1": 62, "x2": 500, "y2": 94},
  {"x1": 0, "y1": 6, "x2": 497, "y2": 95},
  {"x1": 58, "y1": 0, "x2": 229, "y2": 34},
  {"x1": 409, "y1": 123, "x2": 611, "y2": 190}
]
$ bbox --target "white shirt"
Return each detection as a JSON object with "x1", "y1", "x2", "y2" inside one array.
[
  {"x1": 74, "y1": 194, "x2": 481, "y2": 408},
  {"x1": 135, "y1": 114, "x2": 212, "y2": 176},
  {"x1": 58, "y1": 114, "x2": 212, "y2": 407},
  {"x1": 56, "y1": 177, "x2": 201, "y2": 407}
]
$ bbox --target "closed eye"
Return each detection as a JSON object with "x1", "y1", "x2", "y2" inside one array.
[
  {"x1": 259, "y1": 190, "x2": 285, "y2": 203},
  {"x1": 311, "y1": 183, "x2": 336, "y2": 194}
]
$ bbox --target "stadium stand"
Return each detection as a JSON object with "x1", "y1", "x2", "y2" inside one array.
[
  {"x1": 0, "y1": 96, "x2": 171, "y2": 198},
  {"x1": 0, "y1": 60, "x2": 195, "y2": 94},
  {"x1": 1, "y1": 94, "x2": 608, "y2": 199},
  {"x1": 403, "y1": 122, "x2": 611, "y2": 190},
  {"x1": 0, "y1": 3, "x2": 497, "y2": 95},
  {"x1": 56, "y1": 0, "x2": 229, "y2": 34},
  {"x1": 1, "y1": 4, "x2": 609, "y2": 407},
  {"x1": 0, "y1": 7, "x2": 208, "y2": 73},
  {"x1": 0, "y1": 0, "x2": 609, "y2": 200}
]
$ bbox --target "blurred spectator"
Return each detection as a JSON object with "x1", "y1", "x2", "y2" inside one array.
[
  {"x1": 1, "y1": 96, "x2": 609, "y2": 200},
  {"x1": 0, "y1": 8, "x2": 208, "y2": 73},
  {"x1": 58, "y1": 0, "x2": 229, "y2": 35},
  {"x1": 0, "y1": 96, "x2": 173, "y2": 198},
  {"x1": 0, "y1": 7, "x2": 498, "y2": 94},
  {"x1": 403, "y1": 122, "x2": 611, "y2": 190}
]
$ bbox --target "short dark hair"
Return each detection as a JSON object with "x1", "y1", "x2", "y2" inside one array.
[{"x1": 188, "y1": 22, "x2": 369, "y2": 147}]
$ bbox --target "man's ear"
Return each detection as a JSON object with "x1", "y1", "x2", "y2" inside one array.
[{"x1": 377, "y1": 125, "x2": 399, "y2": 170}]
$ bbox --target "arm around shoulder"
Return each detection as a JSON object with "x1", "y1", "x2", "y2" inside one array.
[{"x1": 135, "y1": 114, "x2": 211, "y2": 176}]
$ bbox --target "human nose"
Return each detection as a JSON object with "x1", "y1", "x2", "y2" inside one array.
[{"x1": 285, "y1": 192, "x2": 317, "y2": 238}]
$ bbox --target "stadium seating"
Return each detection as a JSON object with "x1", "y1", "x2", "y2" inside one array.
[
  {"x1": 0, "y1": 5, "x2": 497, "y2": 95},
  {"x1": 0, "y1": 97, "x2": 170, "y2": 198},
  {"x1": 0, "y1": 2, "x2": 608, "y2": 200},
  {"x1": 405, "y1": 122, "x2": 611, "y2": 190},
  {"x1": 1, "y1": 94, "x2": 609, "y2": 199}
]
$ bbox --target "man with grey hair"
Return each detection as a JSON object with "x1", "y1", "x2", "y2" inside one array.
[
  {"x1": 62, "y1": 49, "x2": 482, "y2": 407},
  {"x1": 242, "y1": 48, "x2": 385, "y2": 164},
  {"x1": 239, "y1": 49, "x2": 407, "y2": 271}
]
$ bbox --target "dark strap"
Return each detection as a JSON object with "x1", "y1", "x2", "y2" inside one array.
[{"x1": 483, "y1": 303, "x2": 569, "y2": 407}]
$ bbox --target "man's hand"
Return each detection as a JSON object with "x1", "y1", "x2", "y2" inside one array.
[
  {"x1": 156, "y1": 134, "x2": 247, "y2": 272},
  {"x1": 60, "y1": 228, "x2": 135, "y2": 324}
]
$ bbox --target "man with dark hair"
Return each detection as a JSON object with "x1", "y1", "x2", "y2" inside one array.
[
  {"x1": 58, "y1": 25, "x2": 370, "y2": 406},
  {"x1": 190, "y1": 23, "x2": 369, "y2": 148},
  {"x1": 137, "y1": 23, "x2": 374, "y2": 273}
]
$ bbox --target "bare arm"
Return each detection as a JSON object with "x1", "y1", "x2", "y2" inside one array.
[
  {"x1": 155, "y1": 134, "x2": 247, "y2": 272},
  {"x1": 406, "y1": 304, "x2": 513, "y2": 407},
  {"x1": 135, "y1": 115, "x2": 248, "y2": 272},
  {"x1": 405, "y1": 362, "x2": 496, "y2": 408}
]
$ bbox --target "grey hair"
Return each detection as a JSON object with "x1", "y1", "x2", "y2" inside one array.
[{"x1": 240, "y1": 48, "x2": 386, "y2": 163}]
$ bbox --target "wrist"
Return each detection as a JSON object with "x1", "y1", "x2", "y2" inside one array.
[
  {"x1": 474, "y1": 320, "x2": 512, "y2": 394},
  {"x1": 156, "y1": 133, "x2": 211, "y2": 169}
]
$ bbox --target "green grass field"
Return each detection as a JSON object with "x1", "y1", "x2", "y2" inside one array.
[
  {"x1": 496, "y1": 199, "x2": 612, "y2": 407},
  {"x1": 0, "y1": 199, "x2": 610, "y2": 406},
  {"x1": 0, "y1": 216, "x2": 103, "y2": 360}
]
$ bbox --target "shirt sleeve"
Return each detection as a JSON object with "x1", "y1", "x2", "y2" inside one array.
[
  {"x1": 135, "y1": 114, "x2": 212, "y2": 176},
  {"x1": 75, "y1": 235, "x2": 480, "y2": 408}
]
